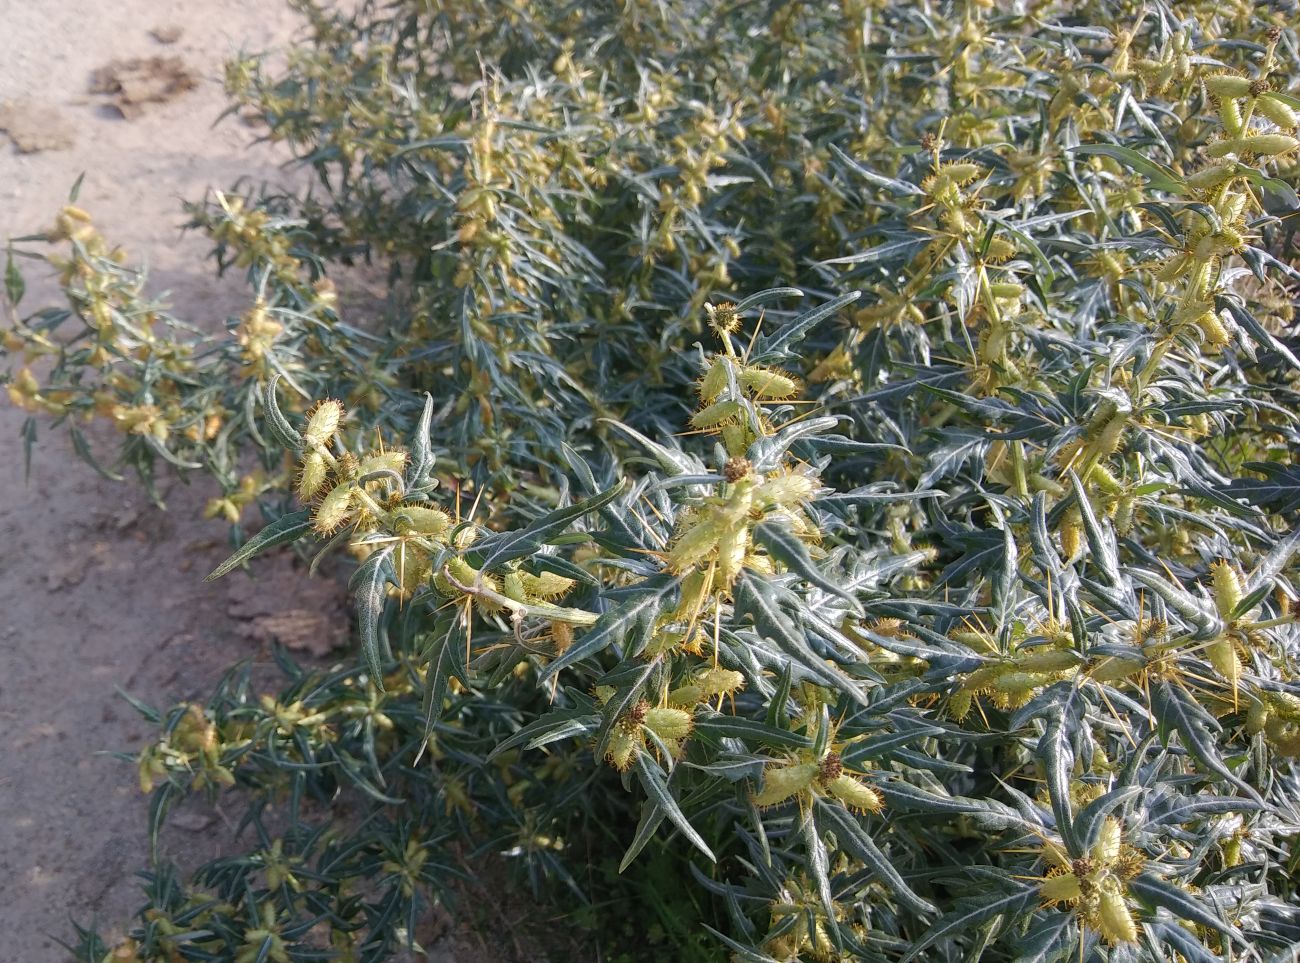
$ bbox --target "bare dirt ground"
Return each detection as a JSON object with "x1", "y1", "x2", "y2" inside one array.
[{"x1": 0, "y1": 3, "x2": 531, "y2": 960}]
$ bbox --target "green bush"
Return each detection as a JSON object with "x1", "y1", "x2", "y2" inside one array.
[{"x1": 8, "y1": 0, "x2": 1300, "y2": 959}]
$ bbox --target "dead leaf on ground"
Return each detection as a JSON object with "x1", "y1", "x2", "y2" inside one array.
[
  {"x1": 0, "y1": 99, "x2": 76, "y2": 153},
  {"x1": 226, "y1": 561, "x2": 349, "y2": 657},
  {"x1": 89, "y1": 56, "x2": 197, "y2": 119}
]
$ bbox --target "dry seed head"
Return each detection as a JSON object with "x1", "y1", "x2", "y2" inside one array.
[
  {"x1": 623, "y1": 700, "x2": 650, "y2": 730},
  {"x1": 723, "y1": 456, "x2": 752, "y2": 482},
  {"x1": 304, "y1": 399, "x2": 344, "y2": 446},
  {"x1": 817, "y1": 751, "x2": 843, "y2": 784},
  {"x1": 335, "y1": 451, "x2": 360, "y2": 480},
  {"x1": 704, "y1": 301, "x2": 741, "y2": 333}
]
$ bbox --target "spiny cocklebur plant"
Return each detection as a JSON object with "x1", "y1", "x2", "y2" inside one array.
[{"x1": 8, "y1": 0, "x2": 1300, "y2": 961}]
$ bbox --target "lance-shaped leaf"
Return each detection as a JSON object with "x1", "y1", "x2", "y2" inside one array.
[
  {"x1": 351, "y1": 548, "x2": 394, "y2": 689},
  {"x1": 1129, "y1": 569, "x2": 1222, "y2": 639},
  {"x1": 539, "y1": 576, "x2": 679, "y2": 681},
  {"x1": 488, "y1": 709, "x2": 600, "y2": 761},
  {"x1": 1128, "y1": 873, "x2": 1244, "y2": 947},
  {"x1": 1011, "y1": 912, "x2": 1076, "y2": 963},
  {"x1": 619, "y1": 799, "x2": 669, "y2": 873},
  {"x1": 1038, "y1": 688, "x2": 1083, "y2": 856},
  {"x1": 406, "y1": 392, "x2": 438, "y2": 490},
  {"x1": 1150, "y1": 680, "x2": 1262, "y2": 803},
  {"x1": 633, "y1": 754, "x2": 715, "y2": 863},
  {"x1": 261, "y1": 373, "x2": 303, "y2": 450},
  {"x1": 418, "y1": 615, "x2": 468, "y2": 749},
  {"x1": 733, "y1": 286, "x2": 804, "y2": 314},
  {"x1": 1068, "y1": 470, "x2": 1120, "y2": 586},
  {"x1": 468, "y1": 480, "x2": 623, "y2": 568},
  {"x1": 206, "y1": 510, "x2": 312, "y2": 581},
  {"x1": 754, "y1": 519, "x2": 863, "y2": 615},
  {"x1": 815, "y1": 799, "x2": 936, "y2": 915},
  {"x1": 734, "y1": 573, "x2": 867, "y2": 703},
  {"x1": 897, "y1": 884, "x2": 1038, "y2": 963},
  {"x1": 1071, "y1": 144, "x2": 1187, "y2": 195},
  {"x1": 749, "y1": 290, "x2": 861, "y2": 362}
]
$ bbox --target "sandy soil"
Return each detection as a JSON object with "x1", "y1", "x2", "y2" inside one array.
[{"x1": 0, "y1": 3, "x2": 514, "y2": 960}]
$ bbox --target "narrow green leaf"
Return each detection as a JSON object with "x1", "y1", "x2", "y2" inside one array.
[
  {"x1": 262, "y1": 374, "x2": 303, "y2": 450},
  {"x1": 205, "y1": 510, "x2": 312, "y2": 581},
  {"x1": 1150, "y1": 680, "x2": 1262, "y2": 803},
  {"x1": 539, "y1": 577, "x2": 679, "y2": 681},
  {"x1": 4, "y1": 248, "x2": 24, "y2": 305},
  {"x1": 469, "y1": 480, "x2": 623, "y2": 567},
  {"x1": 633, "y1": 754, "x2": 715, "y2": 862},
  {"x1": 1128, "y1": 873, "x2": 1242, "y2": 946},
  {"x1": 815, "y1": 799, "x2": 936, "y2": 915},
  {"x1": 1071, "y1": 144, "x2": 1187, "y2": 195},
  {"x1": 751, "y1": 291, "x2": 861, "y2": 361},
  {"x1": 733, "y1": 287, "x2": 804, "y2": 314},
  {"x1": 407, "y1": 392, "x2": 437, "y2": 488},
  {"x1": 897, "y1": 885, "x2": 1037, "y2": 963},
  {"x1": 619, "y1": 800, "x2": 668, "y2": 873},
  {"x1": 753, "y1": 520, "x2": 862, "y2": 614},
  {"x1": 353, "y1": 548, "x2": 394, "y2": 690}
]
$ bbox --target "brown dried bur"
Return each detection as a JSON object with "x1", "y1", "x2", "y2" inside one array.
[{"x1": 90, "y1": 56, "x2": 197, "y2": 119}]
